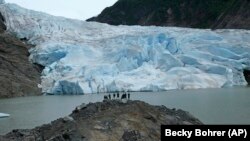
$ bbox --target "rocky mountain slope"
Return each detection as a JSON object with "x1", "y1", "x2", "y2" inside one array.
[
  {"x1": 0, "y1": 8, "x2": 41, "y2": 97},
  {"x1": 88, "y1": 0, "x2": 250, "y2": 29},
  {"x1": 0, "y1": 100, "x2": 202, "y2": 141}
]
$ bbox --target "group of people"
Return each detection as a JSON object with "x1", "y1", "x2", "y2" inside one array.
[{"x1": 104, "y1": 92, "x2": 131, "y2": 100}]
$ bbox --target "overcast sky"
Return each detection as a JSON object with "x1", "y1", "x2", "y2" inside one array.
[{"x1": 5, "y1": 0, "x2": 117, "y2": 20}]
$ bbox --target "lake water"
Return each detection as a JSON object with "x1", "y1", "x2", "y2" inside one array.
[{"x1": 0, "y1": 87, "x2": 250, "y2": 135}]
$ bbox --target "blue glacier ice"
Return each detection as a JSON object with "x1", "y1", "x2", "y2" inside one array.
[{"x1": 0, "y1": 3, "x2": 249, "y2": 94}]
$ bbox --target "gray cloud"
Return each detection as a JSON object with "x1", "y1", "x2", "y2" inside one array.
[{"x1": 5, "y1": 0, "x2": 117, "y2": 20}]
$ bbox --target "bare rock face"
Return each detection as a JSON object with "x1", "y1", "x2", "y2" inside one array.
[
  {"x1": 214, "y1": 0, "x2": 250, "y2": 29},
  {"x1": 0, "y1": 100, "x2": 202, "y2": 141},
  {"x1": 0, "y1": 12, "x2": 41, "y2": 98}
]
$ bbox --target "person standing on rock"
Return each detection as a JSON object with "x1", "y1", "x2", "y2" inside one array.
[{"x1": 104, "y1": 95, "x2": 108, "y2": 100}]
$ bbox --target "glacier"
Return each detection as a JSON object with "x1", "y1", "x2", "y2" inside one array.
[{"x1": 0, "y1": 3, "x2": 250, "y2": 94}]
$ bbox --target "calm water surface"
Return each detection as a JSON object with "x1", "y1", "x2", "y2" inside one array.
[{"x1": 0, "y1": 87, "x2": 250, "y2": 135}]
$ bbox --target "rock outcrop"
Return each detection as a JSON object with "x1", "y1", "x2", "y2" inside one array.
[
  {"x1": 0, "y1": 11, "x2": 41, "y2": 98},
  {"x1": 0, "y1": 100, "x2": 202, "y2": 141},
  {"x1": 87, "y1": 0, "x2": 250, "y2": 29},
  {"x1": 244, "y1": 70, "x2": 250, "y2": 85}
]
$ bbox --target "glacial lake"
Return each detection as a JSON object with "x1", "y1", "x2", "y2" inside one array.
[{"x1": 0, "y1": 87, "x2": 250, "y2": 135}]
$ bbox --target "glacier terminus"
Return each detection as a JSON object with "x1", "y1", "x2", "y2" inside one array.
[{"x1": 0, "y1": 3, "x2": 250, "y2": 94}]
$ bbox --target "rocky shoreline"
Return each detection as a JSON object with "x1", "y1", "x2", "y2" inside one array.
[{"x1": 0, "y1": 100, "x2": 202, "y2": 141}]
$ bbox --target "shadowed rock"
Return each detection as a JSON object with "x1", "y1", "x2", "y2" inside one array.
[{"x1": 244, "y1": 70, "x2": 250, "y2": 85}]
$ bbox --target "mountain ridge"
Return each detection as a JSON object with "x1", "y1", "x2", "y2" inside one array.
[{"x1": 88, "y1": 0, "x2": 250, "y2": 29}]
